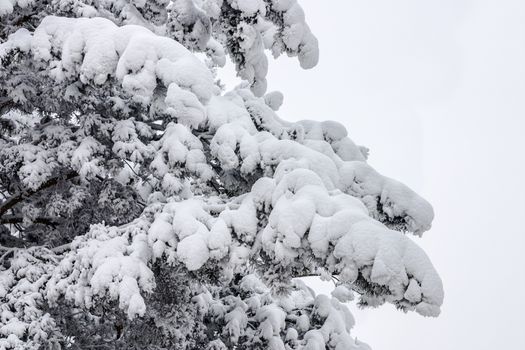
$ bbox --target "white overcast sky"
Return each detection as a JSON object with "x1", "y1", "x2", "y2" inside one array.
[{"x1": 220, "y1": 0, "x2": 525, "y2": 349}]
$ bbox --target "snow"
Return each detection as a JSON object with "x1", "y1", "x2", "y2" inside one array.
[
  {"x1": 0, "y1": 318, "x2": 26, "y2": 338},
  {"x1": 148, "y1": 214, "x2": 176, "y2": 258},
  {"x1": 339, "y1": 161, "x2": 435, "y2": 235},
  {"x1": 154, "y1": 123, "x2": 214, "y2": 187},
  {"x1": 270, "y1": 0, "x2": 319, "y2": 69},
  {"x1": 404, "y1": 278, "x2": 423, "y2": 303},
  {"x1": 165, "y1": 84, "x2": 206, "y2": 128},
  {"x1": 177, "y1": 233, "x2": 210, "y2": 270},
  {"x1": 0, "y1": 250, "x2": 58, "y2": 350},
  {"x1": 206, "y1": 38, "x2": 226, "y2": 67},
  {"x1": 220, "y1": 198, "x2": 258, "y2": 243},
  {"x1": 257, "y1": 304, "x2": 287, "y2": 339},
  {"x1": 206, "y1": 94, "x2": 255, "y2": 133},
  {"x1": 260, "y1": 139, "x2": 341, "y2": 190},
  {"x1": 0, "y1": 0, "x2": 14, "y2": 16},
  {"x1": 211, "y1": 123, "x2": 261, "y2": 173},
  {"x1": 230, "y1": 0, "x2": 265, "y2": 16},
  {"x1": 0, "y1": 28, "x2": 31, "y2": 58},
  {"x1": 257, "y1": 168, "x2": 443, "y2": 315},
  {"x1": 331, "y1": 285, "x2": 355, "y2": 303},
  {"x1": 45, "y1": 223, "x2": 156, "y2": 320},
  {"x1": 0, "y1": 0, "x2": 33, "y2": 16},
  {"x1": 264, "y1": 91, "x2": 284, "y2": 111}
]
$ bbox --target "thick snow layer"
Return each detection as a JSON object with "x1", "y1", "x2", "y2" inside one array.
[
  {"x1": 0, "y1": 0, "x2": 35, "y2": 16},
  {"x1": 268, "y1": 0, "x2": 319, "y2": 69},
  {"x1": 4, "y1": 16, "x2": 214, "y2": 125},
  {"x1": 152, "y1": 123, "x2": 214, "y2": 191},
  {"x1": 339, "y1": 161, "x2": 434, "y2": 235},
  {"x1": 202, "y1": 87, "x2": 434, "y2": 235},
  {"x1": 0, "y1": 250, "x2": 58, "y2": 350},
  {"x1": 264, "y1": 91, "x2": 284, "y2": 111},
  {"x1": 216, "y1": 168, "x2": 443, "y2": 316},
  {"x1": 142, "y1": 165, "x2": 442, "y2": 315},
  {"x1": 46, "y1": 222, "x2": 155, "y2": 320}
]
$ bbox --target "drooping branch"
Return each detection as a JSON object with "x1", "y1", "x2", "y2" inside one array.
[{"x1": 0, "y1": 169, "x2": 78, "y2": 217}]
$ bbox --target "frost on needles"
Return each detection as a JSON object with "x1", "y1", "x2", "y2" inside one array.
[{"x1": 0, "y1": 1, "x2": 443, "y2": 349}]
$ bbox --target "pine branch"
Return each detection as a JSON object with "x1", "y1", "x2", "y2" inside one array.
[
  {"x1": 0, "y1": 242, "x2": 70, "y2": 262},
  {"x1": 0, "y1": 169, "x2": 78, "y2": 218}
]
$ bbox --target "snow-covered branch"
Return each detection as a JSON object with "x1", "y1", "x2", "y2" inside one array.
[{"x1": 0, "y1": 169, "x2": 78, "y2": 217}]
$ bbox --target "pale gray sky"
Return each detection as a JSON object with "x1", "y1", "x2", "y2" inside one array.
[{"x1": 220, "y1": 1, "x2": 525, "y2": 349}]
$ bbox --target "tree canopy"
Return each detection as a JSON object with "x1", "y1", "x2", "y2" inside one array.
[{"x1": 0, "y1": 1, "x2": 443, "y2": 349}]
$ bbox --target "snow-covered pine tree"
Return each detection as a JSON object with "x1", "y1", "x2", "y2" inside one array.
[{"x1": 0, "y1": 1, "x2": 443, "y2": 349}]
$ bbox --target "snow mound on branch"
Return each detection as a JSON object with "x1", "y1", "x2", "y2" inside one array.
[
  {"x1": 148, "y1": 198, "x2": 233, "y2": 271},
  {"x1": 264, "y1": 91, "x2": 284, "y2": 111},
  {"x1": 339, "y1": 161, "x2": 434, "y2": 235},
  {"x1": 145, "y1": 165, "x2": 442, "y2": 316},
  {"x1": 256, "y1": 168, "x2": 443, "y2": 316},
  {"x1": 0, "y1": 0, "x2": 34, "y2": 16},
  {"x1": 165, "y1": 0, "x2": 319, "y2": 95},
  {"x1": 197, "y1": 275, "x2": 370, "y2": 350},
  {"x1": 302, "y1": 295, "x2": 371, "y2": 350},
  {"x1": 203, "y1": 87, "x2": 434, "y2": 234},
  {"x1": 0, "y1": 249, "x2": 60, "y2": 350},
  {"x1": 151, "y1": 123, "x2": 214, "y2": 194},
  {"x1": 3, "y1": 16, "x2": 214, "y2": 128},
  {"x1": 270, "y1": 0, "x2": 319, "y2": 70},
  {"x1": 46, "y1": 222, "x2": 155, "y2": 320},
  {"x1": 172, "y1": 166, "x2": 440, "y2": 316}
]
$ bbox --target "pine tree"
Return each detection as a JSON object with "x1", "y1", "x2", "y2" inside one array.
[{"x1": 0, "y1": 1, "x2": 443, "y2": 349}]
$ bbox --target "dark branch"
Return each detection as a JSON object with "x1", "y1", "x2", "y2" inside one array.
[
  {"x1": 0, "y1": 169, "x2": 78, "y2": 217},
  {"x1": 146, "y1": 122, "x2": 164, "y2": 131},
  {"x1": 0, "y1": 97, "x2": 13, "y2": 116},
  {"x1": 0, "y1": 215, "x2": 63, "y2": 226}
]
